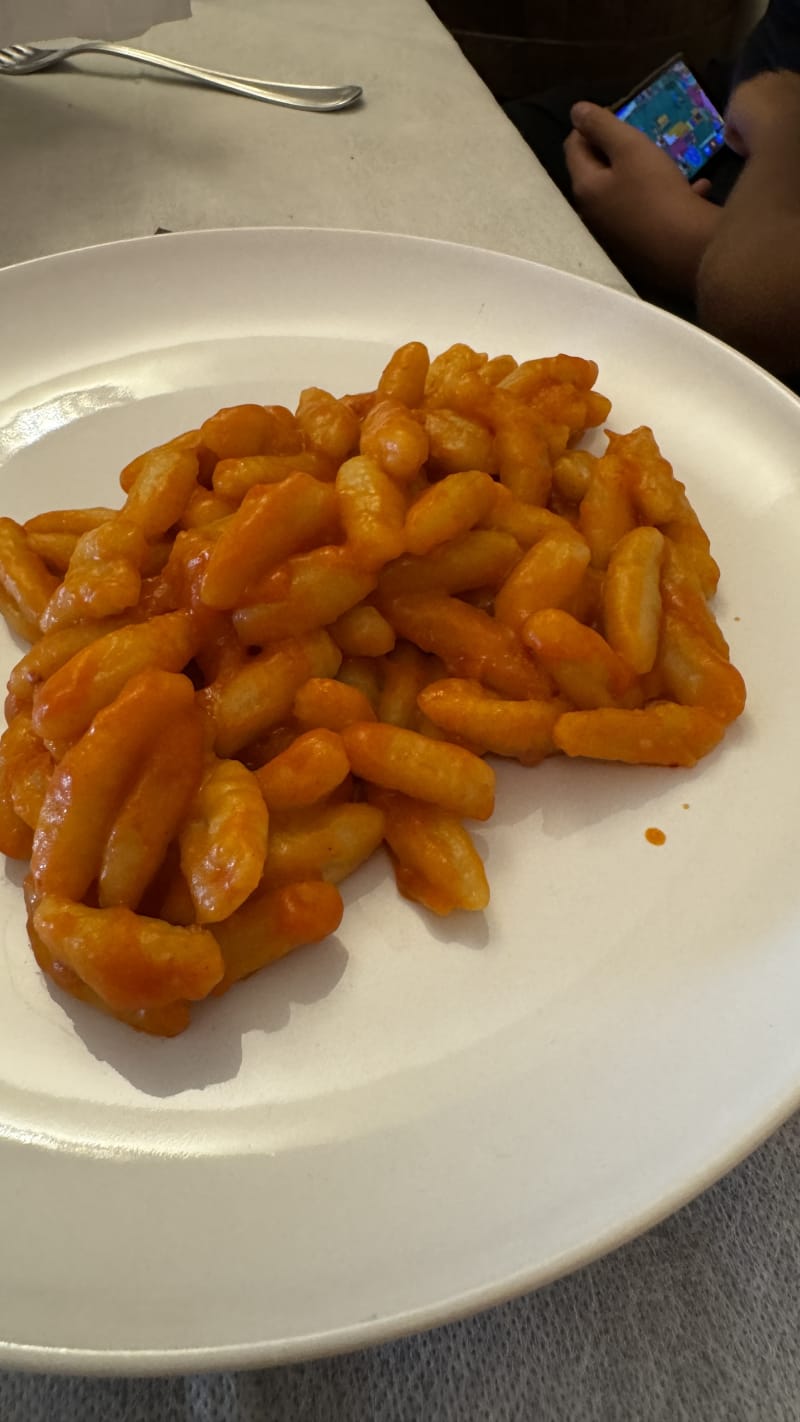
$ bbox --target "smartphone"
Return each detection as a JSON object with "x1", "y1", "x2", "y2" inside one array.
[{"x1": 613, "y1": 54, "x2": 727, "y2": 181}]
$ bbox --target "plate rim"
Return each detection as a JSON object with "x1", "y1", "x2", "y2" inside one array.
[
  {"x1": 1, "y1": 220, "x2": 797, "y2": 409},
  {"x1": 0, "y1": 1089, "x2": 797, "y2": 1377}
]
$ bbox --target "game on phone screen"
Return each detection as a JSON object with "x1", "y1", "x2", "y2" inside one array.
[{"x1": 615, "y1": 56, "x2": 726, "y2": 180}]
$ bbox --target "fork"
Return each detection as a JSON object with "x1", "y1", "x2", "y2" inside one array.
[{"x1": 0, "y1": 42, "x2": 362, "y2": 111}]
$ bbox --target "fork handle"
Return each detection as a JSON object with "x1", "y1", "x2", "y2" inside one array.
[{"x1": 73, "y1": 42, "x2": 362, "y2": 111}]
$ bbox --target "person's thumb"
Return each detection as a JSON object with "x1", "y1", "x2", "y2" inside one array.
[
  {"x1": 724, "y1": 120, "x2": 748, "y2": 158},
  {"x1": 692, "y1": 177, "x2": 713, "y2": 198},
  {"x1": 569, "y1": 101, "x2": 634, "y2": 157}
]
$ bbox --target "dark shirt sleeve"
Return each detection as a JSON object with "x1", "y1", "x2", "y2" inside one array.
[{"x1": 734, "y1": 0, "x2": 800, "y2": 86}]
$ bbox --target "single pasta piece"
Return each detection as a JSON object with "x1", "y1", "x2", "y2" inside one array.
[
  {"x1": 369, "y1": 788, "x2": 489, "y2": 915},
  {"x1": 554, "y1": 703, "x2": 726, "y2": 767},
  {"x1": 341, "y1": 721, "x2": 495, "y2": 821}
]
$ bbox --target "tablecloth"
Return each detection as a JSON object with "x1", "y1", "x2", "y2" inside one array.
[{"x1": 0, "y1": 0, "x2": 190, "y2": 44}]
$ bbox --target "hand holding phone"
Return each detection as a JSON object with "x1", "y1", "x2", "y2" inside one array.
[{"x1": 564, "y1": 94, "x2": 724, "y2": 294}]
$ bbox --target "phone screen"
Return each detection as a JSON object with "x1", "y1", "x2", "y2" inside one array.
[{"x1": 615, "y1": 57, "x2": 726, "y2": 179}]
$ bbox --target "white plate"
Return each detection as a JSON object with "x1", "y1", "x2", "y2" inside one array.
[{"x1": 0, "y1": 227, "x2": 799, "y2": 1374}]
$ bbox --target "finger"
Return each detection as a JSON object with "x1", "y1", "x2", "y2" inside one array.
[
  {"x1": 691, "y1": 178, "x2": 713, "y2": 198},
  {"x1": 563, "y1": 129, "x2": 609, "y2": 192},
  {"x1": 723, "y1": 121, "x2": 747, "y2": 158},
  {"x1": 569, "y1": 101, "x2": 639, "y2": 159}
]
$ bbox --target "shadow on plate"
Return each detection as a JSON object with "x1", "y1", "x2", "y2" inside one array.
[
  {"x1": 341, "y1": 841, "x2": 492, "y2": 949},
  {"x1": 4, "y1": 859, "x2": 29, "y2": 889},
  {"x1": 40, "y1": 933, "x2": 348, "y2": 1098},
  {"x1": 488, "y1": 722, "x2": 747, "y2": 838},
  {"x1": 405, "y1": 899, "x2": 490, "y2": 951}
]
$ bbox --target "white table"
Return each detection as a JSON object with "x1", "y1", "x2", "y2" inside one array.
[
  {"x1": 1, "y1": 3, "x2": 799, "y2": 1419},
  {"x1": 0, "y1": 0, "x2": 627, "y2": 285}
]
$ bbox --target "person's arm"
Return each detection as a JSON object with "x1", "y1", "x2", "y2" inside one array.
[
  {"x1": 563, "y1": 103, "x2": 722, "y2": 295},
  {"x1": 696, "y1": 71, "x2": 800, "y2": 376}
]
